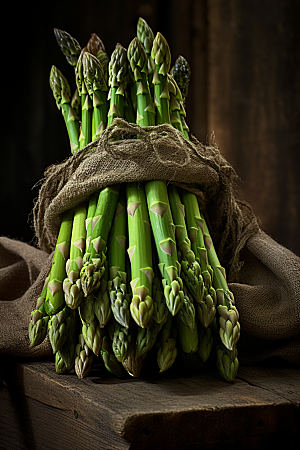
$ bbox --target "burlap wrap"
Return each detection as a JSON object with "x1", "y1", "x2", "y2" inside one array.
[{"x1": 1, "y1": 119, "x2": 299, "y2": 365}]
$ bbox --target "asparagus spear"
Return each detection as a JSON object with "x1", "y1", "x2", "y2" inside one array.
[
  {"x1": 126, "y1": 182, "x2": 154, "y2": 328},
  {"x1": 170, "y1": 55, "x2": 191, "y2": 104},
  {"x1": 55, "y1": 309, "x2": 79, "y2": 373},
  {"x1": 86, "y1": 33, "x2": 106, "y2": 56},
  {"x1": 156, "y1": 312, "x2": 178, "y2": 372},
  {"x1": 53, "y1": 28, "x2": 82, "y2": 67},
  {"x1": 85, "y1": 191, "x2": 99, "y2": 252},
  {"x1": 76, "y1": 49, "x2": 93, "y2": 148},
  {"x1": 44, "y1": 210, "x2": 74, "y2": 315},
  {"x1": 48, "y1": 304, "x2": 72, "y2": 353},
  {"x1": 212, "y1": 316, "x2": 239, "y2": 382},
  {"x1": 107, "y1": 44, "x2": 128, "y2": 126},
  {"x1": 137, "y1": 17, "x2": 155, "y2": 79},
  {"x1": 107, "y1": 190, "x2": 131, "y2": 328},
  {"x1": 175, "y1": 306, "x2": 198, "y2": 354},
  {"x1": 49, "y1": 66, "x2": 80, "y2": 153},
  {"x1": 28, "y1": 276, "x2": 50, "y2": 347},
  {"x1": 82, "y1": 318, "x2": 104, "y2": 356},
  {"x1": 145, "y1": 180, "x2": 184, "y2": 316},
  {"x1": 75, "y1": 332, "x2": 94, "y2": 378},
  {"x1": 63, "y1": 203, "x2": 87, "y2": 309},
  {"x1": 168, "y1": 184, "x2": 204, "y2": 304},
  {"x1": 168, "y1": 74, "x2": 184, "y2": 134},
  {"x1": 82, "y1": 51, "x2": 108, "y2": 141},
  {"x1": 93, "y1": 264, "x2": 112, "y2": 327},
  {"x1": 127, "y1": 37, "x2": 155, "y2": 127},
  {"x1": 80, "y1": 185, "x2": 120, "y2": 296},
  {"x1": 122, "y1": 347, "x2": 143, "y2": 378},
  {"x1": 152, "y1": 271, "x2": 169, "y2": 325},
  {"x1": 111, "y1": 321, "x2": 132, "y2": 362},
  {"x1": 135, "y1": 318, "x2": 160, "y2": 359},
  {"x1": 180, "y1": 189, "x2": 217, "y2": 328},
  {"x1": 157, "y1": 338, "x2": 177, "y2": 373},
  {"x1": 197, "y1": 323, "x2": 214, "y2": 363},
  {"x1": 200, "y1": 214, "x2": 240, "y2": 350},
  {"x1": 151, "y1": 32, "x2": 171, "y2": 125},
  {"x1": 170, "y1": 55, "x2": 191, "y2": 139},
  {"x1": 100, "y1": 335, "x2": 124, "y2": 378},
  {"x1": 143, "y1": 32, "x2": 185, "y2": 317}
]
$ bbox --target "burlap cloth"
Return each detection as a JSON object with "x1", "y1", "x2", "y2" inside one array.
[{"x1": 1, "y1": 119, "x2": 299, "y2": 365}]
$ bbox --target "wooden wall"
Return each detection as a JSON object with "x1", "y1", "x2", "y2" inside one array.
[{"x1": 2, "y1": 0, "x2": 299, "y2": 255}]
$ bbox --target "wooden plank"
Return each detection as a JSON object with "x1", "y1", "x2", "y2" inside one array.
[
  {"x1": 207, "y1": 0, "x2": 300, "y2": 256},
  {"x1": 1, "y1": 358, "x2": 299, "y2": 449}
]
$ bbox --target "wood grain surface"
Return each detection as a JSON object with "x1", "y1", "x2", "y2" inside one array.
[{"x1": 1, "y1": 358, "x2": 299, "y2": 449}]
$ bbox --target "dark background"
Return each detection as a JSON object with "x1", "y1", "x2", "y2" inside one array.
[{"x1": 2, "y1": 0, "x2": 300, "y2": 255}]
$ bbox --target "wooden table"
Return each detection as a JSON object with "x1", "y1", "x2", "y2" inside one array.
[{"x1": 0, "y1": 356, "x2": 299, "y2": 450}]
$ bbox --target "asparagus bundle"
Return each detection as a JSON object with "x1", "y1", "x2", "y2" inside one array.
[{"x1": 29, "y1": 18, "x2": 241, "y2": 383}]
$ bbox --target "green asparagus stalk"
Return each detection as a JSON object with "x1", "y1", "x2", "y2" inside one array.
[
  {"x1": 199, "y1": 215, "x2": 240, "y2": 350},
  {"x1": 48, "y1": 305, "x2": 72, "y2": 353},
  {"x1": 71, "y1": 87, "x2": 81, "y2": 121},
  {"x1": 135, "y1": 318, "x2": 160, "y2": 359},
  {"x1": 180, "y1": 189, "x2": 217, "y2": 328},
  {"x1": 93, "y1": 264, "x2": 112, "y2": 327},
  {"x1": 216, "y1": 344, "x2": 239, "y2": 382},
  {"x1": 175, "y1": 308, "x2": 198, "y2": 354},
  {"x1": 76, "y1": 49, "x2": 93, "y2": 148},
  {"x1": 85, "y1": 32, "x2": 109, "y2": 85},
  {"x1": 53, "y1": 28, "x2": 82, "y2": 67},
  {"x1": 170, "y1": 55, "x2": 191, "y2": 139},
  {"x1": 63, "y1": 203, "x2": 87, "y2": 309},
  {"x1": 85, "y1": 190, "x2": 99, "y2": 250},
  {"x1": 107, "y1": 44, "x2": 129, "y2": 126},
  {"x1": 126, "y1": 182, "x2": 154, "y2": 328},
  {"x1": 145, "y1": 180, "x2": 184, "y2": 316},
  {"x1": 55, "y1": 351, "x2": 69, "y2": 374},
  {"x1": 80, "y1": 185, "x2": 120, "y2": 296},
  {"x1": 143, "y1": 33, "x2": 185, "y2": 317},
  {"x1": 168, "y1": 183, "x2": 204, "y2": 304},
  {"x1": 44, "y1": 210, "x2": 74, "y2": 315},
  {"x1": 157, "y1": 338, "x2": 177, "y2": 373},
  {"x1": 82, "y1": 318, "x2": 104, "y2": 356},
  {"x1": 197, "y1": 323, "x2": 214, "y2": 363},
  {"x1": 111, "y1": 321, "x2": 132, "y2": 362},
  {"x1": 156, "y1": 312, "x2": 178, "y2": 372},
  {"x1": 212, "y1": 315, "x2": 239, "y2": 382},
  {"x1": 122, "y1": 347, "x2": 143, "y2": 378},
  {"x1": 170, "y1": 55, "x2": 191, "y2": 104},
  {"x1": 177, "y1": 294, "x2": 197, "y2": 334},
  {"x1": 107, "y1": 190, "x2": 131, "y2": 328},
  {"x1": 96, "y1": 50, "x2": 109, "y2": 85},
  {"x1": 82, "y1": 51, "x2": 108, "y2": 141},
  {"x1": 28, "y1": 276, "x2": 50, "y2": 347},
  {"x1": 100, "y1": 335, "x2": 124, "y2": 378},
  {"x1": 152, "y1": 272, "x2": 168, "y2": 325},
  {"x1": 55, "y1": 309, "x2": 79, "y2": 373},
  {"x1": 151, "y1": 32, "x2": 171, "y2": 125},
  {"x1": 127, "y1": 37, "x2": 155, "y2": 127},
  {"x1": 137, "y1": 17, "x2": 155, "y2": 79},
  {"x1": 75, "y1": 332, "x2": 94, "y2": 378},
  {"x1": 49, "y1": 66, "x2": 80, "y2": 153},
  {"x1": 179, "y1": 101, "x2": 190, "y2": 140},
  {"x1": 168, "y1": 74, "x2": 184, "y2": 134}
]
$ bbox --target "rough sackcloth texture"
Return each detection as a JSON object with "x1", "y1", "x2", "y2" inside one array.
[{"x1": 0, "y1": 119, "x2": 299, "y2": 366}]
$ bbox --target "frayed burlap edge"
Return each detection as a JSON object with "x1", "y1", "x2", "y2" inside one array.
[{"x1": 32, "y1": 119, "x2": 260, "y2": 282}]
